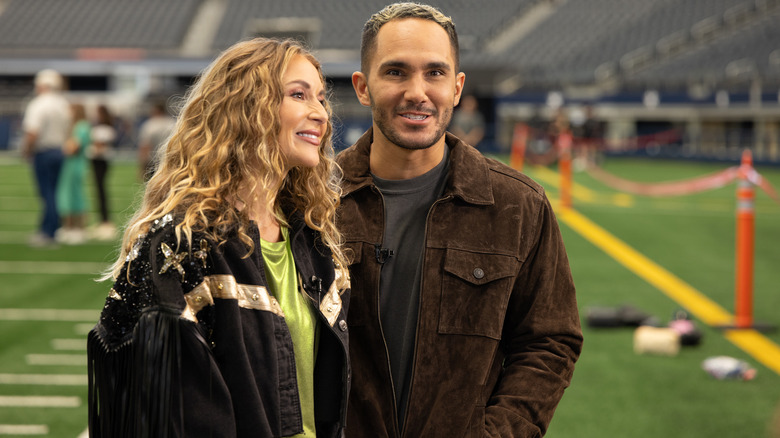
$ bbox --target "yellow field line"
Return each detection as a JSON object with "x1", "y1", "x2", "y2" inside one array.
[
  {"x1": 530, "y1": 165, "x2": 597, "y2": 201},
  {"x1": 558, "y1": 207, "x2": 780, "y2": 376},
  {"x1": 529, "y1": 165, "x2": 634, "y2": 207}
]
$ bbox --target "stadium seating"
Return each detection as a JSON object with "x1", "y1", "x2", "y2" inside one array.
[
  {"x1": 0, "y1": 0, "x2": 775, "y2": 92},
  {"x1": 0, "y1": 0, "x2": 200, "y2": 51}
]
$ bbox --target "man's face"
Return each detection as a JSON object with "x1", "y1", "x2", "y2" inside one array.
[{"x1": 353, "y1": 18, "x2": 465, "y2": 151}]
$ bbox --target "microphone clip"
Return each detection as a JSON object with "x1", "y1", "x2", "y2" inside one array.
[{"x1": 374, "y1": 244, "x2": 394, "y2": 264}]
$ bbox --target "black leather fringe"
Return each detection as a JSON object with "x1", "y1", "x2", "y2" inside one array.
[{"x1": 88, "y1": 307, "x2": 182, "y2": 438}]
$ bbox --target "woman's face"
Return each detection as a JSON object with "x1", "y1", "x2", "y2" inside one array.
[{"x1": 278, "y1": 55, "x2": 329, "y2": 170}]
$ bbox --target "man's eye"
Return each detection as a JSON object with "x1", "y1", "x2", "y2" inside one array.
[{"x1": 386, "y1": 70, "x2": 402, "y2": 76}]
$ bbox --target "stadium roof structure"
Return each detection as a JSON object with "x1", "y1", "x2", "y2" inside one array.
[{"x1": 0, "y1": 0, "x2": 778, "y2": 97}]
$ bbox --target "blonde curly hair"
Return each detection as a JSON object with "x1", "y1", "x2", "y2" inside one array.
[{"x1": 106, "y1": 38, "x2": 348, "y2": 286}]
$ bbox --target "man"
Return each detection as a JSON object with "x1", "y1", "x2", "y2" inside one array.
[
  {"x1": 22, "y1": 69, "x2": 71, "y2": 247},
  {"x1": 137, "y1": 100, "x2": 175, "y2": 181},
  {"x1": 450, "y1": 94, "x2": 485, "y2": 149},
  {"x1": 336, "y1": 3, "x2": 583, "y2": 437}
]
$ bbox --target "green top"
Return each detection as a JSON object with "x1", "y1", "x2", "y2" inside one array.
[{"x1": 261, "y1": 226, "x2": 319, "y2": 437}]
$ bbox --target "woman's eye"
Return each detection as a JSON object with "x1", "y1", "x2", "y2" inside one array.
[{"x1": 290, "y1": 91, "x2": 304, "y2": 99}]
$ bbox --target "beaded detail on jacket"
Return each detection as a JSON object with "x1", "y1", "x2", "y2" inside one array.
[{"x1": 98, "y1": 215, "x2": 211, "y2": 349}]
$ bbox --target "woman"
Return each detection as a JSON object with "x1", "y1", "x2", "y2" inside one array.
[
  {"x1": 55, "y1": 103, "x2": 90, "y2": 244},
  {"x1": 88, "y1": 38, "x2": 351, "y2": 438},
  {"x1": 89, "y1": 104, "x2": 117, "y2": 240}
]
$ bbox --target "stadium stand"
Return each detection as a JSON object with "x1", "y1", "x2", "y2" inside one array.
[
  {"x1": 0, "y1": 0, "x2": 777, "y2": 161},
  {"x1": 631, "y1": 7, "x2": 780, "y2": 88},
  {"x1": 0, "y1": 0, "x2": 200, "y2": 53}
]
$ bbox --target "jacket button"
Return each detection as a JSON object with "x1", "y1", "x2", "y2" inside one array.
[
  {"x1": 473, "y1": 268, "x2": 485, "y2": 279},
  {"x1": 338, "y1": 320, "x2": 348, "y2": 331}
]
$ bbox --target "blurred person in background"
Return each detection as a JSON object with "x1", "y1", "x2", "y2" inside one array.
[
  {"x1": 87, "y1": 38, "x2": 351, "y2": 438},
  {"x1": 549, "y1": 106, "x2": 571, "y2": 142},
  {"x1": 578, "y1": 105, "x2": 603, "y2": 167},
  {"x1": 21, "y1": 69, "x2": 71, "y2": 247},
  {"x1": 89, "y1": 104, "x2": 117, "y2": 240},
  {"x1": 338, "y1": 3, "x2": 582, "y2": 437},
  {"x1": 137, "y1": 99, "x2": 175, "y2": 181},
  {"x1": 449, "y1": 94, "x2": 485, "y2": 150},
  {"x1": 55, "y1": 102, "x2": 91, "y2": 245}
]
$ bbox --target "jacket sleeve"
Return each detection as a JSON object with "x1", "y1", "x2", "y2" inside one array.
[
  {"x1": 484, "y1": 196, "x2": 583, "y2": 438},
  {"x1": 87, "y1": 225, "x2": 213, "y2": 438}
]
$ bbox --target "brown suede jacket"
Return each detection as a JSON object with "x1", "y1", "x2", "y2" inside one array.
[{"x1": 336, "y1": 129, "x2": 583, "y2": 438}]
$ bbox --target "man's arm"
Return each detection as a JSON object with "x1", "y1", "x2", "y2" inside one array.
[
  {"x1": 485, "y1": 197, "x2": 583, "y2": 438},
  {"x1": 22, "y1": 131, "x2": 37, "y2": 160}
]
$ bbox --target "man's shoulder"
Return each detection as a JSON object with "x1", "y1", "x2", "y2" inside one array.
[
  {"x1": 488, "y1": 158, "x2": 544, "y2": 193},
  {"x1": 335, "y1": 143, "x2": 358, "y2": 165},
  {"x1": 460, "y1": 147, "x2": 546, "y2": 199}
]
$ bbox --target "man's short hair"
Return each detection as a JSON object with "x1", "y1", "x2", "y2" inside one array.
[{"x1": 360, "y1": 2, "x2": 459, "y2": 74}]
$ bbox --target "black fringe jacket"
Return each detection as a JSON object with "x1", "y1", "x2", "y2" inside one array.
[{"x1": 87, "y1": 213, "x2": 350, "y2": 437}]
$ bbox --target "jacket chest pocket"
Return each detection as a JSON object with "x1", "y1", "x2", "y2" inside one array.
[{"x1": 438, "y1": 249, "x2": 518, "y2": 340}]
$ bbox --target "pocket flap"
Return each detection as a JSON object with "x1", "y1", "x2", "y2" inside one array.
[{"x1": 443, "y1": 249, "x2": 516, "y2": 286}]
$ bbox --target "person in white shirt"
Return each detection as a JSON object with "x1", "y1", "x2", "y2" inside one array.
[
  {"x1": 22, "y1": 69, "x2": 71, "y2": 247},
  {"x1": 138, "y1": 100, "x2": 175, "y2": 181}
]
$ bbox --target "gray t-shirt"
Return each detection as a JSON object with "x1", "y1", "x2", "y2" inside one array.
[{"x1": 371, "y1": 147, "x2": 450, "y2": 430}]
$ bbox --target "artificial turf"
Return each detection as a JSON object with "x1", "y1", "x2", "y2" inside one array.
[{"x1": 1, "y1": 154, "x2": 779, "y2": 437}]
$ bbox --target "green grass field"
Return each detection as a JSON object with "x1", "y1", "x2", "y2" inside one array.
[{"x1": 1, "y1": 153, "x2": 779, "y2": 437}]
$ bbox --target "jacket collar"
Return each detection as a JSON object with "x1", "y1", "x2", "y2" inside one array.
[{"x1": 339, "y1": 128, "x2": 494, "y2": 206}]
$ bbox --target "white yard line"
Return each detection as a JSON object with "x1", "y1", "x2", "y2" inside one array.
[
  {"x1": 0, "y1": 261, "x2": 109, "y2": 275},
  {"x1": 0, "y1": 309, "x2": 98, "y2": 322},
  {"x1": 73, "y1": 323, "x2": 94, "y2": 335},
  {"x1": 26, "y1": 354, "x2": 86, "y2": 366},
  {"x1": 51, "y1": 339, "x2": 85, "y2": 351},
  {"x1": 0, "y1": 424, "x2": 48, "y2": 435},
  {"x1": 0, "y1": 374, "x2": 86, "y2": 386},
  {"x1": 0, "y1": 396, "x2": 80, "y2": 407}
]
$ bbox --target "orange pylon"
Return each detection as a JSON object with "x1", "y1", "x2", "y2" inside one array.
[
  {"x1": 734, "y1": 149, "x2": 755, "y2": 328},
  {"x1": 510, "y1": 123, "x2": 528, "y2": 171},
  {"x1": 558, "y1": 130, "x2": 573, "y2": 209}
]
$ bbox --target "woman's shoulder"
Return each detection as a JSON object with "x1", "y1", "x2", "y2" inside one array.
[{"x1": 95, "y1": 215, "x2": 212, "y2": 348}]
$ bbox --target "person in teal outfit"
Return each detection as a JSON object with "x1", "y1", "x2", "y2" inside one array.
[{"x1": 56, "y1": 103, "x2": 90, "y2": 244}]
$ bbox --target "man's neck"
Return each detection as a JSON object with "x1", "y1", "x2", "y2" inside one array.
[{"x1": 369, "y1": 135, "x2": 447, "y2": 181}]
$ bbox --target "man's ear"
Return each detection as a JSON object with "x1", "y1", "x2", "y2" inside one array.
[
  {"x1": 352, "y1": 71, "x2": 371, "y2": 107},
  {"x1": 453, "y1": 72, "x2": 466, "y2": 107}
]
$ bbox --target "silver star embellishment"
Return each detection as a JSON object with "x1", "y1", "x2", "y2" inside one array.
[
  {"x1": 193, "y1": 239, "x2": 210, "y2": 268},
  {"x1": 159, "y1": 242, "x2": 188, "y2": 276}
]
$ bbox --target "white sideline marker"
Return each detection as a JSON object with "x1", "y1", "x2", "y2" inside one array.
[
  {"x1": 51, "y1": 339, "x2": 85, "y2": 351},
  {"x1": 0, "y1": 261, "x2": 108, "y2": 275},
  {"x1": 0, "y1": 396, "x2": 80, "y2": 407},
  {"x1": 0, "y1": 424, "x2": 48, "y2": 435},
  {"x1": 26, "y1": 354, "x2": 86, "y2": 366},
  {"x1": 0, "y1": 309, "x2": 99, "y2": 322},
  {"x1": 0, "y1": 374, "x2": 86, "y2": 386},
  {"x1": 73, "y1": 323, "x2": 94, "y2": 335}
]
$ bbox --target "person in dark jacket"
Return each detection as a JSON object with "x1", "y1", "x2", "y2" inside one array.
[
  {"x1": 88, "y1": 38, "x2": 351, "y2": 438},
  {"x1": 337, "y1": 3, "x2": 582, "y2": 437}
]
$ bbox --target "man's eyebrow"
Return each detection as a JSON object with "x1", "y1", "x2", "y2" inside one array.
[{"x1": 379, "y1": 60, "x2": 452, "y2": 72}]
